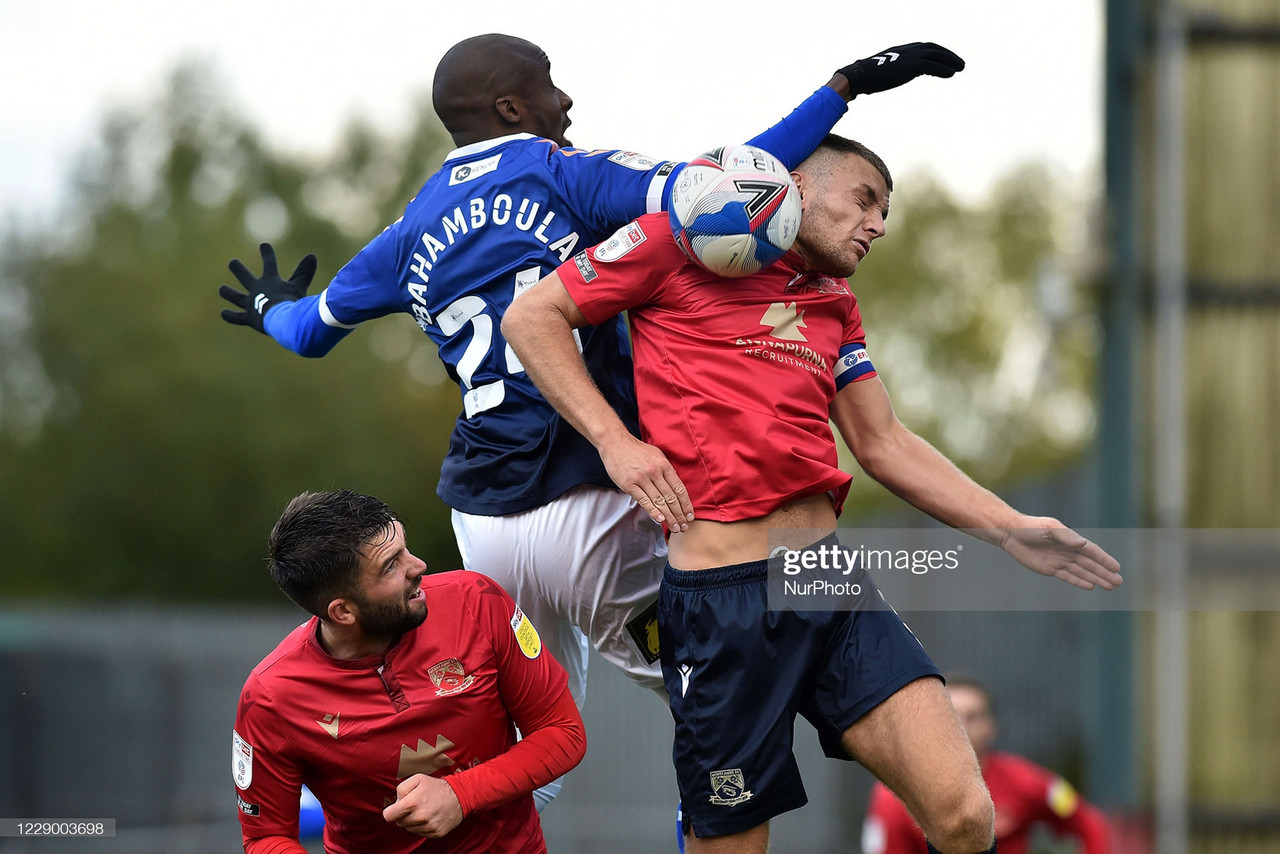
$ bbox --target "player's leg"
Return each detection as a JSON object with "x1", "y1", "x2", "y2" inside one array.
[
  {"x1": 687, "y1": 823, "x2": 770, "y2": 854},
  {"x1": 529, "y1": 485, "x2": 668, "y2": 696},
  {"x1": 660, "y1": 559, "x2": 822, "y2": 854},
  {"x1": 798, "y1": 562, "x2": 993, "y2": 854},
  {"x1": 841, "y1": 677, "x2": 994, "y2": 854}
]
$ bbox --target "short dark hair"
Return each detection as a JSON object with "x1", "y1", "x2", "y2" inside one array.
[
  {"x1": 267, "y1": 490, "x2": 400, "y2": 617},
  {"x1": 803, "y1": 134, "x2": 894, "y2": 192}
]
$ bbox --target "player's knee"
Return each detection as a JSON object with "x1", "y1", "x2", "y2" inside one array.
[{"x1": 925, "y1": 782, "x2": 993, "y2": 854}]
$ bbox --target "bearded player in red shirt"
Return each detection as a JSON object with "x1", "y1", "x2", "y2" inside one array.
[
  {"x1": 233, "y1": 490, "x2": 585, "y2": 854},
  {"x1": 503, "y1": 134, "x2": 1122, "y2": 854},
  {"x1": 864, "y1": 673, "x2": 1112, "y2": 854}
]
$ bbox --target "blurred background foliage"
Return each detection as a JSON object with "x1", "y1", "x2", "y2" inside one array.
[{"x1": 0, "y1": 62, "x2": 1101, "y2": 600}]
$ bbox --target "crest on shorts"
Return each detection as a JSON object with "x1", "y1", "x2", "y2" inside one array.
[
  {"x1": 428, "y1": 658, "x2": 475, "y2": 696},
  {"x1": 708, "y1": 768, "x2": 753, "y2": 806}
]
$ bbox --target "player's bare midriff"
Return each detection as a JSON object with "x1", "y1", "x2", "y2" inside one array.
[{"x1": 668, "y1": 492, "x2": 838, "y2": 571}]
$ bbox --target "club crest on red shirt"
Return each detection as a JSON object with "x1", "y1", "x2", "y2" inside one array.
[{"x1": 428, "y1": 658, "x2": 476, "y2": 696}]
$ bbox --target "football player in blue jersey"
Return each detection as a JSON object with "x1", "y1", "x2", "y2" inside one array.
[{"x1": 219, "y1": 33, "x2": 963, "y2": 813}]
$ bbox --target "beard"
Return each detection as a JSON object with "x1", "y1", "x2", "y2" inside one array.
[{"x1": 353, "y1": 593, "x2": 427, "y2": 639}]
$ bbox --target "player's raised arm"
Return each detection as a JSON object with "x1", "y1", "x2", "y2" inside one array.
[
  {"x1": 830, "y1": 375, "x2": 1122, "y2": 590},
  {"x1": 502, "y1": 271, "x2": 694, "y2": 531},
  {"x1": 746, "y1": 42, "x2": 965, "y2": 172}
]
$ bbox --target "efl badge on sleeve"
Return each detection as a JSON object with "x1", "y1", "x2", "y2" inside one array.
[
  {"x1": 1047, "y1": 778, "x2": 1080, "y2": 818},
  {"x1": 233, "y1": 730, "x2": 254, "y2": 790},
  {"x1": 510, "y1": 606, "x2": 542, "y2": 659}
]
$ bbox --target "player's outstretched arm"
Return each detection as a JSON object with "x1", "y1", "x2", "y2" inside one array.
[
  {"x1": 831, "y1": 376, "x2": 1122, "y2": 590},
  {"x1": 502, "y1": 272, "x2": 694, "y2": 531},
  {"x1": 219, "y1": 243, "x2": 317, "y2": 334},
  {"x1": 746, "y1": 42, "x2": 965, "y2": 174}
]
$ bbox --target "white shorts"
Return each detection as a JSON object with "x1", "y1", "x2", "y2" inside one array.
[{"x1": 451, "y1": 484, "x2": 667, "y2": 705}]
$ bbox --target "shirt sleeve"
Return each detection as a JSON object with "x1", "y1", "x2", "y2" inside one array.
[
  {"x1": 833, "y1": 291, "x2": 877, "y2": 390},
  {"x1": 747, "y1": 86, "x2": 849, "y2": 170},
  {"x1": 443, "y1": 575, "x2": 585, "y2": 816},
  {"x1": 263, "y1": 224, "x2": 406, "y2": 356},
  {"x1": 445, "y1": 685, "x2": 584, "y2": 817},
  {"x1": 243, "y1": 837, "x2": 310, "y2": 854},
  {"x1": 863, "y1": 782, "x2": 929, "y2": 854},
  {"x1": 544, "y1": 144, "x2": 680, "y2": 235},
  {"x1": 556, "y1": 217, "x2": 687, "y2": 326},
  {"x1": 234, "y1": 682, "x2": 307, "y2": 849}
]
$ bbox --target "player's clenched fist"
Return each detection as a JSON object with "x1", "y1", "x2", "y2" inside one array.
[{"x1": 382, "y1": 774, "x2": 464, "y2": 838}]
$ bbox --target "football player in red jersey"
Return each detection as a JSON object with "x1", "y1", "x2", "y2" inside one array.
[
  {"x1": 503, "y1": 135, "x2": 1122, "y2": 854},
  {"x1": 233, "y1": 490, "x2": 584, "y2": 854},
  {"x1": 864, "y1": 673, "x2": 1112, "y2": 854}
]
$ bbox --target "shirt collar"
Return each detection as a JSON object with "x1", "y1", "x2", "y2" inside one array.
[{"x1": 443, "y1": 133, "x2": 540, "y2": 162}]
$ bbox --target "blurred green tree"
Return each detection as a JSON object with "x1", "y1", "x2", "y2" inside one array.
[
  {"x1": 0, "y1": 63, "x2": 461, "y2": 601},
  {"x1": 840, "y1": 166, "x2": 1102, "y2": 517}
]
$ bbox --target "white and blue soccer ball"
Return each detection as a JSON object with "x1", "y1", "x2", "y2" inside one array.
[{"x1": 668, "y1": 144, "x2": 801, "y2": 278}]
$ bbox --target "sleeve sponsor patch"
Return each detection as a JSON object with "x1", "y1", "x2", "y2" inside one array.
[
  {"x1": 833, "y1": 343, "x2": 875, "y2": 389},
  {"x1": 510, "y1": 605, "x2": 542, "y2": 659},
  {"x1": 237, "y1": 794, "x2": 260, "y2": 817},
  {"x1": 573, "y1": 251, "x2": 598, "y2": 283},
  {"x1": 591, "y1": 221, "x2": 647, "y2": 263},
  {"x1": 1047, "y1": 777, "x2": 1079, "y2": 818},
  {"x1": 607, "y1": 150, "x2": 661, "y2": 171},
  {"x1": 233, "y1": 730, "x2": 254, "y2": 790}
]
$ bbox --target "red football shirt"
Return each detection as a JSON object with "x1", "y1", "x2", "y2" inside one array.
[
  {"x1": 234, "y1": 570, "x2": 568, "y2": 854},
  {"x1": 863, "y1": 752, "x2": 1112, "y2": 854},
  {"x1": 559, "y1": 212, "x2": 876, "y2": 522}
]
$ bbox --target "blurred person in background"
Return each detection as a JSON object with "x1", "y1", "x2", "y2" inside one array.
[{"x1": 863, "y1": 672, "x2": 1111, "y2": 854}]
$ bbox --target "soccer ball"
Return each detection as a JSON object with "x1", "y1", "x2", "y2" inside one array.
[{"x1": 668, "y1": 144, "x2": 801, "y2": 278}]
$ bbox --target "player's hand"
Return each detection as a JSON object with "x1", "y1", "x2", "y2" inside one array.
[
  {"x1": 599, "y1": 433, "x2": 695, "y2": 532},
  {"x1": 382, "y1": 774, "x2": 464, "y2": 838},
  {"x1": 836, "y1": 42, "x2": 965, "y2": 98},
  {"x1": 999, "y1": 518, "x2": 1123, "y2": 591},
  {"x1": 219, "y1": 243, "x2": 317, "y2": 334}
]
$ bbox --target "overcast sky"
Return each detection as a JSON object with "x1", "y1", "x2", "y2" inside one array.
[{"x1": 0, "y1": 0, "x2": 1102, "y2": 220}]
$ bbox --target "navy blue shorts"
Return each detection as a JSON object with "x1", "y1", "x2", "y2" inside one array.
[{"x1": 658, "y1": 545, "x2": 941, "y2": 839}]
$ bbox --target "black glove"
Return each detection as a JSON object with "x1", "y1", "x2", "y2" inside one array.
[
  {"x1": 837, "y1": 42, "x2": 965, "y2": 98},
  {"x1": 219, "y1": 243, "x2": 318, "y2": 334}
]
